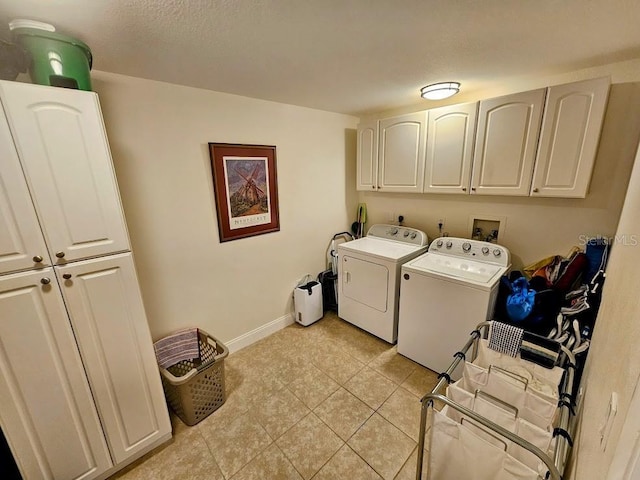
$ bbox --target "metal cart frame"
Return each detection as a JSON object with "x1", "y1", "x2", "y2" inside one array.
[{"x1": 416, "y1": 322, "x2": 577, "y2": 480}]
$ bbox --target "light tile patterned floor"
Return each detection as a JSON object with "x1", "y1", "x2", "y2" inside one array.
[{"x1": 110, "y1": 313, "x2": 436, "y2": 480}]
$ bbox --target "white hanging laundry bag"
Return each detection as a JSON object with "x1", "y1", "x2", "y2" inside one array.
[
  {"x1": 446, "y1": 382, "x2": 554, "y2": 473},
  {"x1": 458, "y1": 361, "x2": 558, "y2": 429},
  {"x1": 474, "y1": 339, "x2": 564, "y2": 397},
  {"x1": 455, "y1": 339, "x2": 564, "y2": 429},
  {"x1": 428, "y1": 408, "x2": 540, "y2": 480}
]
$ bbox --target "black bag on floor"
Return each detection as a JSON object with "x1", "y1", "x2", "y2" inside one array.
[{"x1": 318, "y1": 269, "x2": 338, "y2": 312}]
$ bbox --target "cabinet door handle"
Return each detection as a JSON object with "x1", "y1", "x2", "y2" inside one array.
[
  {"x1": 462, "y1": 187, "x2": 467, "y2": 192},
  {"x1": 371, "y1": 186, "x2": 375, "y2": 190},
  {"x1": 33, "y1": 255, "x2": 44, "y2": 263},
  {"x1": 471, "y1": 187, "x2": 476, "y2": 191},
  {"x1": 533, "y1": 187, "x2": 539, "y2": 193},
  {"x1": 62, "y1": 273, "x2": 72, "y2": 280},
  {"x1": 55, "y1": 251, "x2": 65, "y2": 258},
  {"x1": 40, "y1": 277, "x2": 51, "y2": 285}
]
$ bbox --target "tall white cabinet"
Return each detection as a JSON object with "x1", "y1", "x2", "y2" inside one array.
[
  {"x1": 0, "y1": 268, "x2": 113, "y2": 480},
  {"x1": 0, "y1": 80, "x2": 171, "y2": 480}
]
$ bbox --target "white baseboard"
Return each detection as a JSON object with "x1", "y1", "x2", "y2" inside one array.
[{"x1": 226, "y1": 313, "x2": 295, "y2": 354}]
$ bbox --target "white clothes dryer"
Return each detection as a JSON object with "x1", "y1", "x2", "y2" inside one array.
[
  {"x1": 337, "y1": 224, "x2": 428, "y2": 343},
  {"x1": 397, "y1": 237, "x2": 510, "y2": 375}
]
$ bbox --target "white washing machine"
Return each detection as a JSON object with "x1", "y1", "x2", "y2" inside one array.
[
  {"x1": 397, "y1": 237, "x2": 510, "y2": 374},
  {"x1": 338, "y1": 224, "x2": 428, "y2": 343}
]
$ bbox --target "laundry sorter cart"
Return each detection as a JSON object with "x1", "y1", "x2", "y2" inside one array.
[{"x1": 416, "y1": 322, "x2": 577, "y2": 480}]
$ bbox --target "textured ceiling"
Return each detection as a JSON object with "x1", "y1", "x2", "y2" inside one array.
[{"x1": 1, "y1": 0, "x2": 640, "y2": 115}]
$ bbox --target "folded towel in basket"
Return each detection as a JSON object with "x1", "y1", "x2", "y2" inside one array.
[
  {"x1": 154, "y1": 328, "x2": 200, "y2": 369},
  {"x1": 488, "y1": 321, "x2": 524, "y2": 357}
]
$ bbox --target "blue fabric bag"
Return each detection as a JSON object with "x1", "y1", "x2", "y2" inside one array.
[{"x1": 506, "y1": 277, "x2": 536, "y2": 322}]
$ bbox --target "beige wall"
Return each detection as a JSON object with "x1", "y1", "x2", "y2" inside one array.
[
  {"x1": 92, "y1": 71, "x2": 358, "y2": 343},
  {"x1": 572, "y1": 143, "x2": 640, "y2": 480}
]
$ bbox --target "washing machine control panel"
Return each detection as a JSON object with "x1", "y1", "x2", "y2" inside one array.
[
  {"x1": 428, "y1": 237, "x2": 510, "y2": 266},
  {"x1": 367, "y1": 224, "x2": 428, "y2": 246}
]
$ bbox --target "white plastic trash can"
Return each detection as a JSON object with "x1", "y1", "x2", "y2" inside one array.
[{"x1": 294, "y1": 280, "x2": 323, "y2": 326}]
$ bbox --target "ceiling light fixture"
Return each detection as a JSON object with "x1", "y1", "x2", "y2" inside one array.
[{"x1": 420, "y1": 82, "x2": 461, "y2": 100}]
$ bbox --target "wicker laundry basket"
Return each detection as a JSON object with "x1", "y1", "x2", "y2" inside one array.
[{"x1": 158, "y1": 329, "x2": 229, "y2": 426}]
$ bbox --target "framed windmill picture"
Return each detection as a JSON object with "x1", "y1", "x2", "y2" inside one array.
[{"x1": 208, "y1": 143, "x2": 280, "y2": 242}]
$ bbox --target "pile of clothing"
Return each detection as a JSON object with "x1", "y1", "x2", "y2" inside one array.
[{"x1": 495, "y1": 238, "x2": 609, "y2": 359}]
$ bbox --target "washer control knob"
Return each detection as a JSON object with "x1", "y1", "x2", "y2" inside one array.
[
  {"x1": 462, "y1": 242, "x2": 471, "y2": 252},
  {"x1": 493, "y1": 249, "x2": 502, "y2": 257},
  {"x1": 482, "y1": 247, "x2": 490, "y2": 255},
  {"x1": 436, "y1": 239, "x2": 443, "y2": 247},
  {"x1": 390, "y1": 228, "x2": 399, "y2": 236},
  {"x1": 446, "y1": 241, "x2": 453, "y2": 249},
  {"x1": 410, "y1": 232, "x2": 417, "y2": 239},
  {"x1": 403, "y1": 230, "x2": 410, "y2": 237}
]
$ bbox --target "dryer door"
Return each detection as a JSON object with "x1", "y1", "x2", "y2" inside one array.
[{"x1": 341, "y1": 255, "x2": 389, "y2": 312}]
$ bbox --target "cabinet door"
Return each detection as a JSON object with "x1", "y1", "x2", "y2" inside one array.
[
  {"x1": 0, "y1": 81, "x2": 130, "y2": 263},
  {"x1": 57, "y1": 253, "x2": 171, "y2": 464},
  {"x1": 0, "y1": 102, "x2": 50, "y2": 275},
  {"x1": 378, "y1": 111, "x2": 427, "y2": 192},
  {"x1": 424, "y1": 102, "x2": 478, "y2": 194},
  {"x1": 471, "y1": 89, "x2": 545, "y2": 195},
  {"x1": 0, "y1": 268, "x2": 112, "y2": 480},
  {"x1": 356, "y1": 120, "x2": 378, "y2": 191},
  {"x1": 532, "y1": 77, "x2": 610, "y2": 198}
]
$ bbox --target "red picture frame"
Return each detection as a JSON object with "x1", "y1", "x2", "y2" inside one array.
[{"x1": 208, "y1": 143, "x2": 280, "y2": 242}]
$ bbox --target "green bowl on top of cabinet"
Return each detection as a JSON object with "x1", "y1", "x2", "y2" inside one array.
[{"x1": 0, "y1": 80, "x2": 171, "y2": 480}]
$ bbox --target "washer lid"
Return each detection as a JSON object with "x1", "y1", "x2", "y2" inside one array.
[
  {"x1": 404, "y1": 252, "x2": 507, "y2": 286},
  {"x1": 338, "y1": 236, "x2": 427, "y2": 262}
]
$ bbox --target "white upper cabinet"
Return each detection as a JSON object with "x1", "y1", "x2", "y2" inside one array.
[
  {"x1": 531, "y1": 77, "x2": 610, "y2": 198},
  {"x1": 471, "y1": 89, "x2": 546, "y2": 195},
  {"x1": 378, "y1": 111, "x2": 427, "y2": 192},
  {"x1": 424, "y1": 102, "x2": 478, "y2": 194},
  {"x1": 355, "y1": 78, "x2": 610, "y2": 198},
  {"x1": 0, "y1": 81, "x2": 130, "y2": 264},
  {"x1": 57, "y1": 253, "x2": 171, "y2": 464},
  {"x1": 0, "y1": 268, "x2": 112, "y2": 480},
  {"x1": 0, "y1": 106, "x2": 50, "y2": 275},
  {"x1": 356, "y1": 119, "x2": 378, "y2": 191}
]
